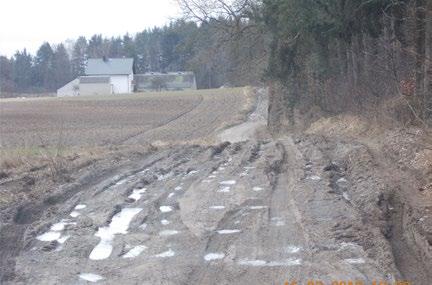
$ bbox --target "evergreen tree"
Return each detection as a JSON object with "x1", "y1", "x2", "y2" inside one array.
[
  {"x1": 71, "y1": 36, "x2": 88, "y2": 77},
  {"x1": 53, "y1": 44, "x2": 72, "y2": 88}
]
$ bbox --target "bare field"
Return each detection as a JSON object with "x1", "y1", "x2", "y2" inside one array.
[{"x1": 0, "y1": 88, "x2": 251, "y2": 151}]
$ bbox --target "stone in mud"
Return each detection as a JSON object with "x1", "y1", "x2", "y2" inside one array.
[{"x1": 324, "y1": 162, "x2": 340, "y2": 172}]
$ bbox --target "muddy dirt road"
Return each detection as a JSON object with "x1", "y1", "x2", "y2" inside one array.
[{"x1": 1, "y1": 89, "x2": 431, "y2": 284}]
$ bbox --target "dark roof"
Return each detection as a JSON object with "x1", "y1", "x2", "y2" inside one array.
[{"x1": 85, "y1": 58, "x2": 134, "y2": 75}]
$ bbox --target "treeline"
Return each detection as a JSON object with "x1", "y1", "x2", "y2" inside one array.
[
  {"x1": 0, "y1": 20, "x2": 267, "y2": 94},
  {"x1": 260, "y1": 0, "x2": 432, "y2": 125}
]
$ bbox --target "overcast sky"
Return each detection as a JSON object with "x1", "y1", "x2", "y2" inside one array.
[{"x1": 0, "y1": 0, "x2": 181, "y2": 57}]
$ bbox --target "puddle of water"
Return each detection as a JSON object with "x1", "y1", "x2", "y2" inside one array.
[
  {"x1": 89, "y1": 208, "x2": 142, "y2": 260},
  {"x1": 204, "y1": 253, "x2": 225, "y2": 261},
  {"x1": 252, "y1": 187, "x2": 264, "y2": 192},
  {"x1": 217, "y1": 229, "x2": 241, "y2": 234},
  {"x1": 79, "y1": 273, "x2": 104, "y2": 282},
  {"x1": 160, "y1": 206, "x2": 173, "y2": 213},
  {"x1": 202, "y1": 179, "x2": 212, "y2": 183},
  {"x1": 218, "y1": 187, "x2": 231, "y2": 193},
  {"x1": 155, "y1": 248, "x2": 175, "y2": 257},
  {"x1": 244, "y1": 166, "x2": 255, "y2": 170},
  {"x1": 208, "y1": 175, "x2": 217, "y2": 178},
  {"x1": 210, "y1": 206, "x2": 225, "y2": 210},
  {"x1": 128, "y1": 188, "x2": 147, "y2": 201},
  {"x1": 161, "y1": 219, "x2": 170, "y2": 225},
  {"x1": 219, "y1": 180, "x2": 236, "y2": 185},
  {"x1": 168, "y1": 193, "x2": 175, "y2": 198},
  {"x1": 123, "y1": 245, "x2": 147, "y2": 258},
  {"x1": 345, "y1": 258, "x2": 365, "y2": 264},
  {"x1": 75, "y1": 204, "x2": 87, "y2": 210}
]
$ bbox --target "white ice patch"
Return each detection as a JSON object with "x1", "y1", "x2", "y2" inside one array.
[
  {"x1": 37, "y1": 220, "x2": 75, "y2": 243},
  {"x1": 74, "y1": 204, "x2": 87, "y2": 210},
  {"x1": 244, "y1": 166, "x2": 255, "y2": 170},
  {"x1": 187, "y1": 170, "x2": 199, "y2": 176},
  {"x1": 238, "y1": 258, "x2": 302, "y2": 267},
  {"x1": 161, "y1": 219, "x2": 170, "y2": 225},
  {"x1": 267, "y1": 258, "x2": 302, "y2": 266},
  {"x1": 160, "y1": 206, "x2": 173, "y2": 213},
  {"x1": 219, "y1": 180, "x2": 236, "y2": 185},
  {"x1": 37, "y1": 231, "x2": 61, "y2": 242},
  {"x1": 70, "y1": 211, "x2": 81, "y2": 218},
  {"x1": 115, "y1": 178, "x2": 128, "y2": 186},
  {"x1": 342, "y1": 192, "x2": 351, "y2": 201},
  {"x1": 123, "y1": 245, "x2": 147, "y2": 258},
  {"x1": 307, "y1": 175, "x2": 321, "y2": 181},
  {"x1": 202, "y1": 179, "x2": 213, "y2": 183},
  {"x1": 158, "y1": 173, "x2": 172, "y2": 180},
  {"x1": 217, "y1": 229, "x2": 241, "y2": 234},
  {"x1": 139, "y1": 223, "x2": 147, "y2": 230},
  {"x1": 174, "y1": 186, "x2": 182, "y2": 191},
  {"x1": 218, "y1": 186, "x2": 231, "y2": 193},
  {"x1": 57, "y1": 235, "x2": 70, "y2": 244},
  {"x1": 159, "y1": 230, "x2": 179, "y2": 236},
  {"x1": 238, "y1": 259, "x2": 267, "y2": 266},
  {"x1": 210, "y1": 206, "x2": 225, "y2": 210},
  {"x1": 79, "y1": 273, "x2": 104, "y2": 282},
  {"x1": 252, "y1": 186, "x2": 264, "y2": 191},
  {"x1": 337, "y1": 177, "x2": 348, "y2": 184},
  {"x1": 249, "y1": 206, "x2": 267, "y2": 210},
  {"x1": 208, "y1": 175, "x2": 217, "y2": 178},
  {"x1": 168, "y1": 193, "x2": 175, "y2": 198},
  {"x1": 50, "y1": 221, "x2": 75, "y2": 231},
  {"x1": 218, "y1": 167, "x2": 225, "y2": 171},
  {"x1": 128, "y1": 188, "x2": 146, "y2": 201},
  {"x1": 285, "y1": 245, "x2": 302, "y2": 254},
  {"x1": 155, "y1": 248, "x2": 175, "y2": 257},
  {"x1": 345, "y1": 258, "x2": 365, "y2": 264},
  {"x1": 204, "y1": 253, "x2": 225, "y2": 261},
  {"x1": 89, "y1": 208, "x2": 142, "y2": 260}
]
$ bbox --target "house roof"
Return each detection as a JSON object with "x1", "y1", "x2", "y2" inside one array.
[{"x1": 85, "y1": 58, "x2": 134, "y2": 75}]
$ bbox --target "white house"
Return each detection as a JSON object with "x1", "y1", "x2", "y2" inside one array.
[{"x1": 57, "y1": 57, "x2": 134, "y2": 96}]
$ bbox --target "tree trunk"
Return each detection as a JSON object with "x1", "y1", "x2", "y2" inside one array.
[
  {"x1": 424, "y1": 1, "x2": 432, "y2": 122},
  {"x1": 415, "y1": 0, "x2": 426, "y2": 118}
]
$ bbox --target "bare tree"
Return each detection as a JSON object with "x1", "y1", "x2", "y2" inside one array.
[{"x1": 176, "y1": 0, "x2": 259, "y2": 35}]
